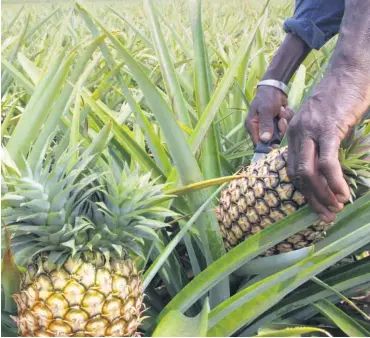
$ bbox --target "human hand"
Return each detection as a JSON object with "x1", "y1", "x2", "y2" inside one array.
[
  {"x1": 285, "y1": 84, "x2": 366, "y2": 222},
  {"x1": 245, "y1": 86, "x2": 294, "y2": 145}
]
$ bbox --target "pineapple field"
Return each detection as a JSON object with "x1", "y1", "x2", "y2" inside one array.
[{"x1": 1, "y1": 0, "x2": 370, "y2": 337}]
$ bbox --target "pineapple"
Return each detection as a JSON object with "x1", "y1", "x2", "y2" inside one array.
[
  {"x1": 217, "y1": 122, "x2": 370, "y2": 255},
  {"x1": 2, "y1": 147, "x2": 172, "y2": 337}
]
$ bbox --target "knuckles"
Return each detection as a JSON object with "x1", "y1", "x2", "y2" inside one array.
[
  {"x1": 296, "y1": 163, "x2": 314, "y2": 180},
  {"x1": 286, "y1": 121, "x2": 300, "y2": 139},
  {"x1": 318, "y1": 156, "x2": 335, "y2": 173}
]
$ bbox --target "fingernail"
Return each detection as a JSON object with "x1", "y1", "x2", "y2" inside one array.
[
  {"x1": 260, "y1": 132, "x2": 272, "y2": 142},
  {"x1": 319, "y1": 213, "x2": 330, "y2": 223},
  {"x1": 328, "y1": 206, "x2": 339, "y2": 213},
  {"x1": 336, "y1": 194, "x2": 349, "y2": 203},
  {"x1": 280, "y1": 106, "x2": 286, "y2": 113}
]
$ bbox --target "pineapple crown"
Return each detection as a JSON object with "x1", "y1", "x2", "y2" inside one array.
[
  {"x1": 339, "y1": 120, "x2": 370, "y2": 196},
  {"x1": 2, "y1": 144, "x2": 174, "y2": 267},
  {"x1": 82, "y1": 157, "x2": 176, "y2": 261}
]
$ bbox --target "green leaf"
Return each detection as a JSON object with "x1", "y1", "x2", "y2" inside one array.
[
  {"x1": 27, "y1": 36, "x2": 106, "y2": 168},
  {"x1": 281, "y1": 64, "x2": 306, "y2": 147},
  {"x1": 156, "y1": 9, "x2": 193, "y2": 60},
  {"x1": 82, "y1": 122, "x2": 111, "y2": 163},
  {"x1": 313, "y1": 299, "x2": 370, "y2": 337},
  {"x1": 250, "y1": 12, "x2": 268, "y2": 80},
  {"x1": 1, "y1": 4, "x2": 24, "y2": 38},
  {"x1": 77, "y1": 4, "x2": 226, "y2": 280},
  {"x1": 108, "y1": 6, "x2": 153, "y2": 48},
  {"x1": 17, "y1": 52, "x2": 41, "y2": 85},
  {"x1": 311, "y1": 277, "x2": 370, "y2": 320},
  {"x1": 82, "y1": 91, "x2": 166, "y2": 182},
  {"x1": 144, "y1": 0, "x2": 192, "y2": 128},
  {"x1": 159, "y1": 206, "x2": 319, "y2": 319},
  {"x1": 40, "y1": 11, "x2": 72, "y2": 78},
  {"x1": 190, "y1": 0, "x2": 222, "y2": 190},
  {"x1": 143, "y1": 183, "x2": 225, "y2": 290},
  {"x1": 190, "y1": 0, "x2": 212, "y2": 115},
  {"x1": 118, "y1": 75, "x2": 172, "y2": 176},
  {"x1": 207, "y1": 216, "x2": 370, "y2": 336},
  {"x1": 24, "y1": 7, "x2": 61, "y2": 41},
  {"x1": 288, "y1": 64, "x2": 306, "y2": 112},
  {"x1": 188, "y1": 2, "x2": 269, "y2": 153},
  {"x1": 6, "y1": 50, "x2": 74, "y2": 169},
  {"x1": 1, "y1": 311, "x2": 18, "y2": 337},
  {"x1": 1, "y1": 226, "x2": 21, "y2": 313},
  {"x1": 1, "y1": 14, "x2": 30, "y2": 96},
  {"x1": 255, "y1": 326, "x2": 332, "y2": 337},
  {"x1": 78, "y1": 5, "x2": 199, "y2": 185},
  {"x1": 166, "y1": 174, "x2": 250, "y2": 196},
  {"x1": 1, "y1": 59, "x2": 34, "y2": 94},
  {"x1": 315, "y1": 196, "x2": 370, "y2": 251},
  {"x1": 153, "y1": 298, "x2": 209, "y2": 337}
]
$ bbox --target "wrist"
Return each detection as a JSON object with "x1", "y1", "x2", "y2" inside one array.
[
  {"x1": 262, "y1": 33, "x2": 311, "y2": 84},
  {"x1": 306, "y1": 74, "x2": 369, "y2": 136},
  {"x1": 257, "y1": 80, "x2": 289, "y2": 97},
  {"x1": 318, "y1": 70, "x2": 370, "y2": 121}
]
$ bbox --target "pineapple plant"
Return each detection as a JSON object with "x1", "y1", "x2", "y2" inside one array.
[
  {"x1": 1, "y1": 144, "x2": 172, "y2": 337},
  {"x1": 1, "y1": 110, "x2": 7, "y2": 123},
  {"x1": 217, "y1": 121, "x2": 370, "y2": 254}
]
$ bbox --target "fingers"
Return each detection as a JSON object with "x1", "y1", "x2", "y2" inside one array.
[
  {"x1": 278, "y1": 118, "x2": 288, "y2": 136},
  {"x1": 287, "y1": 137, "x2": 345, "y2": 222},
  {"x1": 287, "y1": 121, "x2": 299, "y2": 180},
  {"x1": 245, "y1": 87, "x2": 289, "y2": 144},
  {"x1": 303, "y1": 140, "x2": 342, "y2": 210},
  {"x1": 281, "y1": 95, "x2": 288, "y2": 107},
  {"x1": 318, "y1": 135, "x2": 350, "y2": 203},
  {"x1": 278, "y1": 107, "x2": 294, "y2": 136},
  {"x1": 307, "y1": 197, "x2": 337, "y2": 223},
  {"x1": 245, "y1": 105, "x2": 260, "y2": 145},
  {"x1": 245, "y1": 104, "x2": 280, "y2": 145},
  {"x1": 258, "y1": 106, "x2": 275, "y2": 142},
  {"x1": 279, "y1": 106, "x2": 294, "y2": 122}
]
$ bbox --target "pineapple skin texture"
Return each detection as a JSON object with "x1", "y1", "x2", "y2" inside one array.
[
  {"x1": 217, "y1": 147, "x2": 331, "y2": 255},
  {"x1": 13, "y1": 251, "x2": 144, "y2": 337}
]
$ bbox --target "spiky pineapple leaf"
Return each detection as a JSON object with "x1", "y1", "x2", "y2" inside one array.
[
  {"x1": 153, "y1": 298, "x2": 209, "y2": 337},
  {"x1": 1, "y1": 310, "x2": 18, "y2": 337},
  {"x1": 313, "y1": 299, "x2": 370, "y2": 337},
  {"x1": 255, "y1": 326, "x2": 331, "y2": 337},
  {"x1": 1, "y1": 225, "x2": 21, "y2": 314}
]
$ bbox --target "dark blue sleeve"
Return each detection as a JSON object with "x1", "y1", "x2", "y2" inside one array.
[{"x1": 283, "y1": 0, "x2": 345, "y2": 50}]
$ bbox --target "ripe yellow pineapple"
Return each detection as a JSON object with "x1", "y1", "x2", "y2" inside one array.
[
  {"x1": 217, "y1": 122, "x2": 370, "y2": 255},
  {"x1": 2, "y1": 148, "x2": 172, "y2": 337},
  {"x1": 13, "y1": 252, "x2": 143, "y2": 337}
]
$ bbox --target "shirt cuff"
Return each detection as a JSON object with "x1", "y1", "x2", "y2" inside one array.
[{"x1": 283, "y1": 18, "x2": 328, "y2": 50}]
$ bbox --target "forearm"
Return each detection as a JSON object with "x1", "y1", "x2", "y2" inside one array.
[
  {"x1": 310, "y1": 0, "x2": 370, "y2": 128},
  {"x1": 262, "y1": 33, "x2": 311, "y2": 84},
  {"x1": 331, "y1": 0, "x2": 370, "y2": 73}
]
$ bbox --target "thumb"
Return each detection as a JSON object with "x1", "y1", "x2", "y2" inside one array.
[{"x1": 258, "y1": 107, "x2": 275, "y2": 142}]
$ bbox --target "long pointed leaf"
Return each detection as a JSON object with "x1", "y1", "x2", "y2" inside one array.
[{"x1": 313, "y1": 299, "x2": 370, "y2": 337}]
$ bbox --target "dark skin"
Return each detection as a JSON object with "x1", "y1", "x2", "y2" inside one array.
[
  {"x1": 245, "y1": 33, "x2": 311, "y2": 144},
  {"x1": 246, "y1": 0, "x2": 370, "y2": 222}
]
